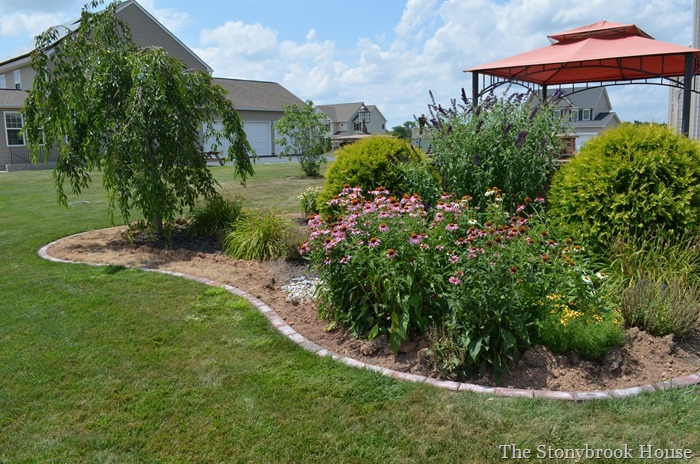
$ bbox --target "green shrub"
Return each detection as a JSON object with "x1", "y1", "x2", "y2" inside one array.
[
  {"x1": 318, "y1": 135, "x2": 427, "y2": 214},
  {"x1": 187, "y1": 194, "x2": 245, "y2": 237},
  {"x1": 394, "y1": 159, "x2": 443, "y2": 205},
  {"x1": 223, "y1": 210, "x2": 292, "y2": 261},
  {"x1": 600, "y1": 233, "x2": 700, "y2": 337},
  {"x1": 620, "y1": 277, "x2": 700, "y2": 337},
  {"x1": 548, "y1": 123, "x2": 700, "y2": 250},
  {"x1": 303, "y1": 187, "x2": 619, "y2": 377},
  {"x1": 298, "y1": 186, "x2": 323, "y2": 217},
  {"x1": 536, "y1": 298, "x2": 625, "y2": 360},
  {"x1": 425, "y1": 89, "x2": 563, "y2": 211}
]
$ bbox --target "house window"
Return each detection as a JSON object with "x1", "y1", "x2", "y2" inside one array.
[
  {"x1": 570, "y1": 109, "x2": 579, "y2": 122},
  {"x1": 0, "y1": 75, "x2": 5, "y2": 89},
  {"x1": 553, "y1": 109, "x2": 562, "y2": 119},
  {"x1": 5, "y1": 111, "x2": 25, "y2": 146},
  {"x1": 13, "y1": 70, "x2": 21, "y2": 90},
  {"x1": 353, "y1": 122, "x2": 361, "y2": 131},
  {"x1": 324, "y1": 124, "x2": 330, "y2": 131},
  {"x1": 581, "y1": 108, "x2": 591, "y2": 121}
]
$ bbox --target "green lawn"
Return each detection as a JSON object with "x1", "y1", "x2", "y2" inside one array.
[{"x1": 0, "y1": 166, "x2": 698, "y2": 463}]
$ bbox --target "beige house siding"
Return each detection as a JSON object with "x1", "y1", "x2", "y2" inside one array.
[{"x1": 117, "y1": 2, "x2": 211, "y2": 72}]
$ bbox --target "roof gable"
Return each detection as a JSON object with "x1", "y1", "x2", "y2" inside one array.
[
  {"x1": 317, "y1": 102, "x2": 387, "y2": 123},
  {"x1": 0, "y1": 0, "x2": 211, "y2": 73}
]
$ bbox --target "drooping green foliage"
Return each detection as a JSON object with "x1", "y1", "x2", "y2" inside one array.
[
  {"x1": 425, "y1": 89, "x2": 564, "y2": 211},
  {"x1": 23, "y1": 0, "x2": 254, "y2": 235},
  {"x1": 548, "y1": 123, "x2": 700, "y2": 250},
  {"x1": 318, "y1": 135, "x2": 434, "y2": 213},
  {"x1": 275, "y1": 100, "x2": 331, "y2": 177}
]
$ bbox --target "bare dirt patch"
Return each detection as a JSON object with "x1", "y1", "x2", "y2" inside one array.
[{"x1": 45, "y1": 225, "x2": 700, "y2": 392}]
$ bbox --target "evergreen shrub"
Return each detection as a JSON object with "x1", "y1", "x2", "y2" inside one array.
[
  {"x1": 548, "y1": 123, "x2": 700, "y2": 250},
  {"x1": 318, "y1": 135, "x2": 430, "y2": 213}
]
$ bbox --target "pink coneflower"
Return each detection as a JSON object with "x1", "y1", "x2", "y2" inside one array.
[
  {"x1": 378, "y1": 223, "x2": 389, "y2": 232},
  {"x1": 448, "y1": 276, "x2": 461, "y2": 285},
  {"x1": 436, "y1": 245, "x2": 445, "y2": 251},
  {"x1": 340, "y1": 255, "x2": 352, "y2": 264},
  {"x1": 434, "y1": 212, "x2": 445, "y2": 222},
  {"x1": 299, "y1": 242, "x2": 310, "y2": 255},
  {"x1": 445, "y1": 223, "x2": 459, "y2": 232},
  {"x1": 420, "y1": 243, "x2": 430, "y2": 250},
  {"x1": 408, "y1": 233, "x2": 422, "y2": 245},
  {"x1": 516, "y1": 204, "x2": 527, "y2": 213},
  {"x1": 449, "y1": 254, "x2": 459, "y2": 264},
  {"x1": 324, "y1": 257, "x2": 332, "y2": 266},
  {"x1": 368, "y1": 237, "x2": 381, "y2": 248},
  {"x1": 535, "y1": 197, "x2": 546, "y2": 203},
  {"x1": 386, "y1": 249, "x2": 397, "y2": 259}
]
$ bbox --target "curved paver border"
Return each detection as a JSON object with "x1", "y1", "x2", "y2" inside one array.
[{"x1": 38, "y1": 232, "x2": 700, "y2": 401}]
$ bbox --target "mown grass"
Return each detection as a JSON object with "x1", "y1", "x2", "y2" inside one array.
[{"x1": 0, "y1": 166, "x2": 698, "y2": 463}]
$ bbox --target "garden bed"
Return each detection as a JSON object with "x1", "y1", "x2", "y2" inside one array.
[{"x1": 44, "y1": 225, "x2": 700, "y2": 392}]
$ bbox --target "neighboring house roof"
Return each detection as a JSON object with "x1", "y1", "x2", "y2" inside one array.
[
  {"x1": 0, "y1": 0, "x2": 212, "y2": 73},
  {"x1": 318, "y1": 102, "x2": 387, "y2": 123},
  {"x1": 547, "y1": 86, "x2": 608, "y2": 108},
  {"x1": 213, "y1": 78, "x2": 304, "y2": 112},
  {"x1": 0, "y1": 89, "x2": 28, "y2": 108},
  {"x1": 574, "y1": 112, "x2": 621, "y2": 128}
]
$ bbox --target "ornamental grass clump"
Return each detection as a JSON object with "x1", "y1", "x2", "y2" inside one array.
[
  {"x1": 223, "y1": 210, "x2": 292, "y2": 261},
  {"x1": 301, "y1": 186, "x2": 623, "y2": 377}
]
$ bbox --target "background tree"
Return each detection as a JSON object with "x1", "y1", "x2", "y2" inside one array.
[
  {"x1": 23, "y1": 0, "x2": 255, "y2": 236},
  {"x1": 275, "y1": 100, "x2": 331, "y2": 177},
  {"x1": 390, "y1": 120, "x2": 416, "y2": 140}
]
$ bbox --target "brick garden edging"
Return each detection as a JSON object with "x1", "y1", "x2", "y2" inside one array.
[{"x1": 38, "y1": 233, "x2": 700, "y2": 401}]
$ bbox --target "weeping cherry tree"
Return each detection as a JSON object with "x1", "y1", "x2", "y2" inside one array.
[{"x1": 23, "y1": 0, "x2": 255, "y2": 235}]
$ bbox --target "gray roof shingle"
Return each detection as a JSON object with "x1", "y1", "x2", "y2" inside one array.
[{"x1": 213, "y1": 78, "x2": 304, "y2": 112}]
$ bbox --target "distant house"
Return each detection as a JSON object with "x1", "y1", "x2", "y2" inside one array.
[
  {"x1": 317, "y1": 102, "x2": 387, "y2": 149},
  {"x1": 549, "y1": 87, "x2": 621, "y2": 151},
  {"x1": 0, "y1": 0, "x2": 303, "y2": 170}
]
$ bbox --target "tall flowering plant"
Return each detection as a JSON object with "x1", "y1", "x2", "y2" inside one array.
[{"x1": 301, "y1": 186, "x2": 622, "y2": 375}]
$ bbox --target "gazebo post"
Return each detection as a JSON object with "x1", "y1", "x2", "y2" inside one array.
[
  {"x1": 472, "y1": 72, "x2": 479, "y2": 107},
  {"x1": 682, "y1": 52, "x2": 694, "y2": 136},
  {"x1": 542, "y1": 84, "x2": 548, "y2": 103}
]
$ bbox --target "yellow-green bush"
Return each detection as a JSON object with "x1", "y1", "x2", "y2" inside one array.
[
  {"x1": 548, "y1": 123, "x2": 700, "y2": 250},
  {"x1": 318, "y1": 136, "x2": 436, "y2": 213}
]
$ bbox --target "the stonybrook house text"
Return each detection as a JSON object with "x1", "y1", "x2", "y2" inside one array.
[{"x1": 498, "y1": 443, "x2": 694, "y2": 461}]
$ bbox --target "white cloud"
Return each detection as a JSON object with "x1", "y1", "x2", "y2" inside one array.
[
  {"x1": 0, "y1": 11, "x2": 68, "y2": 38},
  {"x1": 190, "y1": 0, "x2": 694, "y2": 126},
  {"x1": 137, "y1": 0, "x2": 190, "y2": 33}
]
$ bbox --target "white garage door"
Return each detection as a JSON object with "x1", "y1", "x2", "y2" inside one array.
[
  {"x1": 203, "y1": 120, "x2": 272, "y2": 157},
  {"x1": 244, "y1": 121, "x2": 271, "y2": 156}
]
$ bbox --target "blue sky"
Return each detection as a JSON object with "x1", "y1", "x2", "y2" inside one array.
[{"x1": 0, "y1": 0, "x2": 695, "y2": 127}]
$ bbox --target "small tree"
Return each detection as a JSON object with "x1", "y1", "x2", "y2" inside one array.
[
  {"x1": 390, "y1": 121, "x2": 415, "y2": 140},
  {"x1": 23, "y1": 0, "x2": 255, "y2": 236},
  {"x1": 275, "y1": 100, "x2": 330, "y2": 177}
]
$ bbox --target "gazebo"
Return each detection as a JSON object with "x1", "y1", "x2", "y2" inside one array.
[{"x1": 467, "y1": 21, "x2": 700, "y2": 135}]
